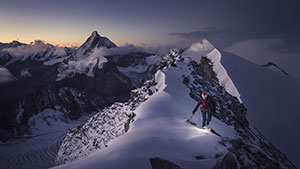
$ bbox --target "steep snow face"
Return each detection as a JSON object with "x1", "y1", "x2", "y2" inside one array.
[
  {"x1": 53, "y1": 58, "x2": 295, "y2": 169},
  {"x1": 57, "y1": 47, "x2": 110, "y2": 80},
  {"x1": 183, "y1": 40, "x2": 241, "y2": 102},
  {"x1": 219, "y1": 50, "x2": 300, "y2": 168}
]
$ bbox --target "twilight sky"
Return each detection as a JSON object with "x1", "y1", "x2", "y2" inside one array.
[{"x1": 0, "y1": 0, "x2": 299, "y2": 47}]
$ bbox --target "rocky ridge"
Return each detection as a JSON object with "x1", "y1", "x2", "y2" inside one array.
[{"x1": 55, "y1": 79, "x2": 158, "y2": 165}]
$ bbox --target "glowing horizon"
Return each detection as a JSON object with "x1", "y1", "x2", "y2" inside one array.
[
  {"x1": 0, "y1": 31, "x2": 144, "y2": 47},
  {"x1": 0, "y1": 0, "x2": 298, "y2": 49}
]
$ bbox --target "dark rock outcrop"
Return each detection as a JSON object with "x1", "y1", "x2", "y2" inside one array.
[{"x1": 150, "y1": 158, "x2": 182, "y2": 169}]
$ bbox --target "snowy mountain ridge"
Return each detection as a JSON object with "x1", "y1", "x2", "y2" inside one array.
[
  {"x1": 53, "y1": 45, "x2": 296, "y2": 169},
  {"x1": 0, "y1": 31, "x2": 115, "y2": 68},
  {"x1": 0, "y1": 40, "x2": 73, "y2": 66}
]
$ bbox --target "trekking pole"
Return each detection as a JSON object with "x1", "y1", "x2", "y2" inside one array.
[{"x1": 188, "y1": 114, "x2": 194, "y2": 121}]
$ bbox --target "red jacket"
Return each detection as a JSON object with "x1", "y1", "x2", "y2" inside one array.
[{"x1": 192, "y1": 96, "x2": 216, "y2": 115}]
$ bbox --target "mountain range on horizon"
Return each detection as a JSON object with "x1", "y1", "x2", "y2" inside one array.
[{"x1": 0, "y1": 31, "x2": 299, "y2": 169}]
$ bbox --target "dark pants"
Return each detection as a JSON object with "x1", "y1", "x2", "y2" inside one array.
[{"x1": 201, "y1": 110, "x2": 212, "y2": 127}]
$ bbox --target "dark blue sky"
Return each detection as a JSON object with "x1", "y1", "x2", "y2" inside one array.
[{"x1": 0, "y1": 0, "x2": 299, "y2": 48}]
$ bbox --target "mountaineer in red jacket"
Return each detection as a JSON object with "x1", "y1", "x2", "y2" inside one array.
[{"x1": 188, "y1": 91, "x2": 216, "y2": 128}]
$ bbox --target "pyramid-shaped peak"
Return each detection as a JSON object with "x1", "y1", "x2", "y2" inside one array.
[
  {"x1": 72, "y1": 31, "x2": 117, "y2": 59},
  {"x1": 83, "y1": 30, "x2": 116, "y2": 49}
]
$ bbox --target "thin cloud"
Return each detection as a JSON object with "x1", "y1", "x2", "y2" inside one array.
[
  {"x1": 167, "y1": 27, "x2": 226, "y2": 41},
  {"x1": 0, "y1": 67, "x2": 15, "y2": 83},
  {"x1": 3, "y1": 40, "x2": 67, "y2": 57}
]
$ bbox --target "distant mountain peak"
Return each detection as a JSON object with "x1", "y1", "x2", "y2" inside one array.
[
  {"x1": 72, "y1": 31, "x2": 116, "y2": 59},
  {"x1": 11, "y1": 40, "x2": 23, "y2": 45},
  {"x1": 85, "y1": 30, "x2": 116, "y2": 48}
]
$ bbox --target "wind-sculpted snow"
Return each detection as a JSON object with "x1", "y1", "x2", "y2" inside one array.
[
  {"x1": 183, "y1": 40, "x2": 241, "y2": 102},
  {"x1": 55, "y1": 79, "x2": 158, "y2": 165}
]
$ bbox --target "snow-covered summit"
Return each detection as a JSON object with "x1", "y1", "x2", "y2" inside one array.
[{"x1": 71, "y1": 31, "x2": 116, "y2": 60}]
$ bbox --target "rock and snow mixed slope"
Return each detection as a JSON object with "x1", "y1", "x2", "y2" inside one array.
[
  {"x1": 0, "y1": 31, "x2": 159, "y2": 169},
  {"x1": 185, "y1": 40, "x2": 300, "y2": 168},
  {"x1": 53, "y1": 46, "x2": 296, "y2": 169},
  {"x1": 55, "y1": 79, "x2": 158, "y2": 165}
]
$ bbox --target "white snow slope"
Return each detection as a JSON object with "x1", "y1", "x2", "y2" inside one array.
[
  {"x1": 53, "y1": 62, "x2": 240, "y2": 169},
  {"x1": 219, "y1": 50, "x2": 300, "y2": 168}
]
